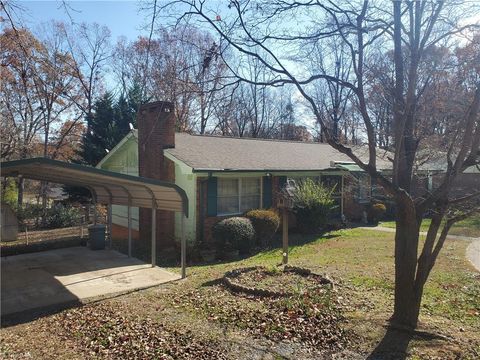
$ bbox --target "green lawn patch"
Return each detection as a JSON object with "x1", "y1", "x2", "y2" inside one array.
[{"x1": 380, "y1": 215, "x2": 480, "y2": 237}]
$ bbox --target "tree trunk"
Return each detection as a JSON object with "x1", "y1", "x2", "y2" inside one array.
[
  {"x1": 41, "y1": 131, "x2": 49, "y2": 227},
  {"x1": 41, "y1": 182, "x2": 48, "y2": 227},
  {"x1": 17, "y1": 177, "x2": 24, "y2": 207},
  {"x1": 391, "y1": 195, "x2": 422, "y2": 329}
]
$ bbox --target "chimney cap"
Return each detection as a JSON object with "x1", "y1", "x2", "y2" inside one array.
[{"x1": 139, "y1": 101, "x2": 174, "y2": 113}]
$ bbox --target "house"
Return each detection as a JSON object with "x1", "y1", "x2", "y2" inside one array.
[{"x1": 96, "y1": 101, "x2": 397, "y2": 249}]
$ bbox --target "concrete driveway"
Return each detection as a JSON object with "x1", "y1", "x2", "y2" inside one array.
[
  {"x1": 466, "y1": 240, "x2": 480, "y2": 272},
  {"x1": 1, "y1": 247, "x2": 180, "y2": 317}
]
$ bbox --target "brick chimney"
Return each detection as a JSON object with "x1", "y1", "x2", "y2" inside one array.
[{"x1": 137, "y1": 101, "x2": 176, "y2": 251}]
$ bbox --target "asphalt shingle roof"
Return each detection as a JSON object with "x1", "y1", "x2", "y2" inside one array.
[{"x1": 165, "y1": 133, "x2": 392, "y2": 172}]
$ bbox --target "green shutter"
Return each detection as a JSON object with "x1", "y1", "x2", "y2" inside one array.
[
  {"x1": 278, "y1": 176, "x2": 287, "y2": 189},
  {"x1": 262, "y1": 176, "x2": 272, "y2": 208},
  {"x1": 207, "y1": 177, "x2": 218, "y2": 217}
]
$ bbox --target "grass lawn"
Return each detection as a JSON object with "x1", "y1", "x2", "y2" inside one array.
[
  {"x1": 1, "y1": 228, "x2": 479, "y2": 359},
  {"x1": 379, "y1": 215, "x2": 480, "y2": 238}
]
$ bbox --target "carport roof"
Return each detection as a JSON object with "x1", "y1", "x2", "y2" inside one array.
[{"x1": 1, "y1": 157, "x2": 188, "y2": 216}]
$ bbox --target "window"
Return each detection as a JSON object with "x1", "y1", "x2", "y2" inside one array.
[
  {"x1": 321, "y1": 175, "x2": 342, "y2": 195},
  {"x1": 217, "y1": 177, "x2": 261, "y2": 215},
  {"x1": 217, "y1": 178, "x2": 239, "y2": 215},
  {"x1": 241, "y1": 178, "x2": 261, "y2": 212},
  {"x1": 356, "y1": 173, "x2": 371, "y2": 202}
]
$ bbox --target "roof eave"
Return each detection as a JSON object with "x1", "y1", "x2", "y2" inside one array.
[{"x1": 192, "y1": 168, "x2": 343, "y2": 173}]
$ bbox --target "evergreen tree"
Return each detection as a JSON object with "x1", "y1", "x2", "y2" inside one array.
[
  {"x1": 77, "y1": 93, "x2": 117, "y2": 166},
  {"x1": 114, "y1": 82, "x2": 146, "y2": 140},
  {"x1": 66, "y1": 85, "x2": 146, "y2": 201}
]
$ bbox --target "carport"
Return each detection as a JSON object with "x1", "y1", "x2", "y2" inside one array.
[{"x1": 1, "y1": 157, "x2": 189, "y2": 278}]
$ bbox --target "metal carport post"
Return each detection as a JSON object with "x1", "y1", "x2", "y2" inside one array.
[{"x1": 1, "y1": 157, "x2": 189, "y2": 278}]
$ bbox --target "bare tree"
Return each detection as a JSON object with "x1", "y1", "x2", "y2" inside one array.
[
  {"x1": 113, "y1": 25, "x2": 230, "y2": 133},
  {"x1": 62, "y1": 22, "x2": 111, "y2": 127},
  {"x1": 166, "y1": 0, "x2": 480, "y2": 331},
  {"x1": 312, "y1": 38, "x2": 353, "y2": 142}
]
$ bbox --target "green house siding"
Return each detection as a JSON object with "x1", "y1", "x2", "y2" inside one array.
[
  {"x1": 172, "y1": 160, "x2": 197, "y2": 243},
  {"x1": 98, "y1": 136, "x2": 140, "y2": 231},
  {"x1": 100, "y1": 137, "x2": 139, "y2": 176}
]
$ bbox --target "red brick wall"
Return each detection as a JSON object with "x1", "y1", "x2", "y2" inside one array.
[
  {"x1": 433, "y1": 173, "x2": 480, "y2": 197},
  {"x1": 342, "y1": 176, "x2": 366, "y2": 221},
  {"x1": 111, "y1": 223, "x2": 140, "y2": 242},
  {"x1": 137, "y1": 101, "x2": 176, "y2": 249}
]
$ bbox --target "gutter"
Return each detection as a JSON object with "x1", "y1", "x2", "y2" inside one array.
[{"x1": 191, "y1": 168, "x2": 336, "y2": 173}]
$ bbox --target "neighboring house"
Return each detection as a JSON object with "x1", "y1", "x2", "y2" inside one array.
[{"x1": 97, "y1": 101, "x2": 440, "y2": 248}]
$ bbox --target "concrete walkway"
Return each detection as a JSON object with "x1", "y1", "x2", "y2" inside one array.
[
  {"x1": 1, "y1": 247, "x2": 180, "y2": 316},
  {"x1": 360, "y1": 226, "x2": 480, "y2": 272}
]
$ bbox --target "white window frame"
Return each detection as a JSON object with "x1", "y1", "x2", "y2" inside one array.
[{"x1": 217, "y1": 177, "x2": 263, "y2": 216}]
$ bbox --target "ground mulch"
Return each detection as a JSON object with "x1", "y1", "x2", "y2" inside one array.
[{"x1": 228, "y1": 266, "x2": 331, "y2": 295}]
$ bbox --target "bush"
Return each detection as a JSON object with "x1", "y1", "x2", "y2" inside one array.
[
  {"x1": 292, "y1": 178, "x2": 336, "y2": 233},
  {"x1": 367, "y1": 202, "x2": 387, "y2": 224},
  {"x1": 212, "y1": 217, "x2": 255, "y2": 255},
  {"x1": 15, "y1": 204, "x2": 44, "y2": 229},
  {"x1": 245, "y1": 209, "x2": 280, "y2": 246},
  {"x1": 1, "y1": 178, "x2": 18, "y2": 208},
  {"x1": 45, "y1": 205, "x2": 82, "y2": 229}
]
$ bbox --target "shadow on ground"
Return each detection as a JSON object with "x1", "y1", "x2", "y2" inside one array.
[
  {"x1": 367, "y1": 327, "x2": 412, "y2": 360},
  {"x1": 367, "y1": 325, "x2": 448, "y2": 360},
  {"x1": 1, "y1": 300, "x2": 83, "y2": 328},
  {"x1": 166, "y1": 231, "x2": 341, "y2": 269},
  {"x1": 1, "y1": 247, "x2": 179, "y2": 326}
]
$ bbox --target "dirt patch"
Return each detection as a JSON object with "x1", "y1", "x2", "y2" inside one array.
[{"x1": 224, "y1": 265, "x2": 333, "y2": 297}]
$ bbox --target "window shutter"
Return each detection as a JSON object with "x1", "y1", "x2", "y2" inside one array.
[
  {"x1": 278, "y1": 176, "x2": 287, "y2": 189},
  {"x1": 207, "y1": 177, "x2": 218, "y2": 217},
  {"x1": 262, "y1": 176, "x2": 272, "y2": 209}
]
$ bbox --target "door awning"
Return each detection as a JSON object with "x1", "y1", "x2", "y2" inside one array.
[
  {"x1": 1, "y1": 157, "x2": 188, "y2": 216},
  {"x1": 334, "y1": 163, "x2": 364, "y2": 172}
]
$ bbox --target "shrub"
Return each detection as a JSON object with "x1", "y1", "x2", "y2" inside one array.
[
  {"x1": 45, "y1": 205, "x2": 82, "y2": 229},
  {"x1": 367, "y1": 202, "x2": 387, "y2": 224},
  {"x1": 15, "y1": 204, "x2": 44, "y2": 229},
  {"x1": 292, "y1": 178, "x2": 336, "y2": 233},
  {"x1": 212, "y1": 217, "x2": 255, "y2": 255},
  {"x1": 1, "y1": 178, "x2": 18, "y2": 208},
  {"x1": 245, "y1": 209, "x2": 280, "y2": 246}
]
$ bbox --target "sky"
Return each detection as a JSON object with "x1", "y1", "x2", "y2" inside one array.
[{"x1": 12, "y1": 1, "x2": 147, "y2": 41}]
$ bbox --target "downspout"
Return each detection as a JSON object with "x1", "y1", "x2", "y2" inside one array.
[
  {"x1": 199, "y1": 178, "x2": 207, "y2": 244},
  {"x1": 341, "y1": 174, "x2": 345, "y2": 219}
]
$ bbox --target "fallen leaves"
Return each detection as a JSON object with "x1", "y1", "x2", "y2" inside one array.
[
  {"x1": 49, "y1": 302, "x2": 227, "y2": 359},
  {"x1": 172, "y1": 270, "x2": 351, "y2": 353}
]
